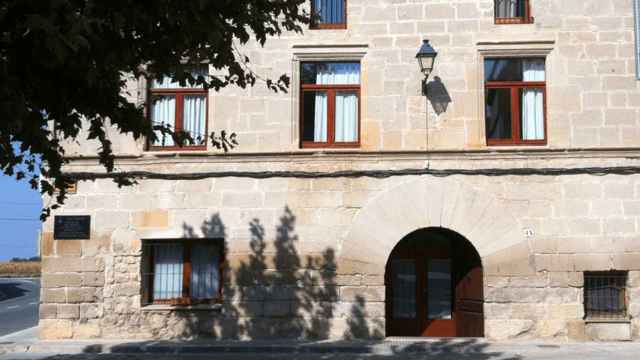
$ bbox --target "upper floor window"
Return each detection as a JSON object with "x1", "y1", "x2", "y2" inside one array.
[
  {"x1": 495, "y1": 0, "x2": 532, "y2": 24},
  {"x1": 311, "y1": 0, "x2": 347, "y2": 29},
  {"x1": 301, "y1": 62, "x2": 360, "y2": 148},
  {"x1": 484, "y1": 58, "x2": 546, "y2": 146},
  {"x1": 584, "y1": 272, "x2": 628, "y2": 320},
  {"x1": 149, "y1": 67, "x2": 208, "y2": 150}
]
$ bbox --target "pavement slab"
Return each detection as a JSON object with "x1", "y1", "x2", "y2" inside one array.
[{"x1": 2, "y1": 338, "x2": 640, "y2": 360}]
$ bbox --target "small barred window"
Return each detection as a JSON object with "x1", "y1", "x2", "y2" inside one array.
[{"x1": 584, "y1": 272, "x2": 628, "y2": 320}]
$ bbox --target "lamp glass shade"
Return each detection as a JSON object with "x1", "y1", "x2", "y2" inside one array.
[
  {"x1": 416, "y1": 40, "x2": 438, "y2": 75},
  {"x1": 418, "y1": 56, "x2": 435, "y2": 74}
]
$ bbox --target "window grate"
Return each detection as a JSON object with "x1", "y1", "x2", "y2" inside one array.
[{"x1": 584, "y1": 272, "x2": 628, "y2": 320}]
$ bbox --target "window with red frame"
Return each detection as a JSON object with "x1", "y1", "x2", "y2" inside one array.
[
  {"x1": 142, "y1": 240, "x2": 224, "y2": 306},
  {"x1": 149, "y1": 67, "x2": 208, "y2": 150},
  {"x1": 495, "y1": 0, "x2": 532, "y2": 24},
  {"x1": 485, "y1": 58, "x2": 547, "y2": 146},
  {"x1": 311, "y1": 0, "x2": 347, "y2": 29},
  {"x1": 301, "y1": 62, "x2": 360, "y2": 148}
]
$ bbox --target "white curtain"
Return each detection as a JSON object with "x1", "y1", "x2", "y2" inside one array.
[
  {"x1": 314, "y1": 63, "x2": 360, "y2": 142},
  {"x1": 190, "y1": 244, "x2": 220, "y2": 300},
  {"x1": 316, "y1": 63, "x2": 360, "y2": 85},
  {"x1": 152, "y1": 96, "x2": 176, "y2": 147},
  {"x1": 521, "y1": 59, "x2": 545, "y2": 140},
  {"x1": 153, "y1": 244, "x2": 183, "y2": 300},
  {"x1": 152, "y1": 67, "x2": 209, "y2": 89},
  {"x1": 496, "y1": 0, "x2": 519, "y2": 17},
  {"x1": 183, "y1": 95, "x2": 206, "y2": 145},
  {"x1": 335, "y1": 92, "x2": 358, "y2": 142},
  {"x1": 313, "y1": 0, "x2": 345, "y2": 24},
  {"x1": 313, "y1": 92, "x2": 328, "y2": 142}
]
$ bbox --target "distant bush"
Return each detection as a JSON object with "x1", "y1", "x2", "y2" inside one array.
[
  {"x1": 10, "y1": 256, "x2": 41, "y2": 262},
  {"x1": 0, "y1": 261, "x2": 41, "y2": 277}
]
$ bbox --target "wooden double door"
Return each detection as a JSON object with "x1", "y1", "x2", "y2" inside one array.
[{"x1": 385, "y1": 229, "x2": 484, "y2": 337}]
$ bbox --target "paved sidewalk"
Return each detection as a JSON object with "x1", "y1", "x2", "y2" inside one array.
[{"x1": 2, "y1": 337, "x2": 640, "y2": 360}]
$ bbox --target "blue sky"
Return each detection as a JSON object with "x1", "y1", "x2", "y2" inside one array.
[{"x1": 0, "y1": 174, "x2": 43, "y2": 261}]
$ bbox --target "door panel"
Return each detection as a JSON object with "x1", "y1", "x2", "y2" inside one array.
[
  {"x1": 422, "y1": 258, "x2": 456, "y2": 337},
  {"x1": 455, "y1": 266, "x2": 484, "y2": 337},
  {"x1": 387, "y1": 259, "x2": 418, "y2": 336},
  {"x1": 427, "y1": 259, "x2": 452, "y2": 320}
]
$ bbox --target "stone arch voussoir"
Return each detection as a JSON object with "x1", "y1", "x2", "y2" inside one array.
[{"x1": 338, "y1": 177, "x2": 525, "y2": 275}]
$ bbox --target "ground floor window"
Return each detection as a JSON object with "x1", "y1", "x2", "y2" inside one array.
[
  {"x1": 142, "y1": 239, "x2": 223, "y2": 305},
  {"x1": 584, "y1": 271, "x2": 628, "y2": 320}
]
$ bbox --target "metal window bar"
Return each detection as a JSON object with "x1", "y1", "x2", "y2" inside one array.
[
  {"x1": 584, "y1": 272, "x2": 627, "y2": 320},
  {"x1": 142, "y1": 241, "x2": 184, "y2": 304},
  {"x1": 142, "y1": 240, "x2": 222, "y2": 305}
]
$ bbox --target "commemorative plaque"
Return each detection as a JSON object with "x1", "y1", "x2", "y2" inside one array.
[{"x1": 54, "y1": 215, "x2": 91, "y2": 240}]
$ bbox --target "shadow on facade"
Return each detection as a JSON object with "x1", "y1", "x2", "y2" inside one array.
[
  {"x1": 425, "y1": 76, "x2": 452, "y2": 115},
  {"x1": 38, "y1": 207, "x2": 512, "y2": 359},
  {"x1": 136, "y1": 206, "x2": 378, "y2": 341}
]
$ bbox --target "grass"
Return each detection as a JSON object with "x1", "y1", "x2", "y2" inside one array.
[{"x1": 0, "y1": 261, "x2": 41, "y2": 278}]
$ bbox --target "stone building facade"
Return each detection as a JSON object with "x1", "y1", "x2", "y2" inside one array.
[{"x1": 40, "y1": 0, "x2": 640, "y2": 342}]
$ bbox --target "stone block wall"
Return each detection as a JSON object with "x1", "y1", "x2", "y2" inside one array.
[
  {"x1": 39, "y1": 155, "x2": 640, "y2": 340},
  {"x1": 39, "y1": 233, "x2": 106, "y2": 339},
  {"x1": 40, "y1": 0, "x2": 640, "y2": 341},
  {"x1": 59, "y1": 0, "x2": 640, "y2": 157}
]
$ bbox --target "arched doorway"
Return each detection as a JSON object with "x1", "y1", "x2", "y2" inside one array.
[{"x1": 385, "y1": 228, "x2": 484, "y2": 337}]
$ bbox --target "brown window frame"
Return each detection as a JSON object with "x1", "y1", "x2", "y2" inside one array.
[
  {"x1": 485, "y1": 58, "x2": 547, "y2": 146},
  {"x1": 494, "y1": 0, "x2": 533, "y2": 24},
  {"x1": 300, "y1": 62, "x2": 361, "y2": 148},
  {"x1": 143, "y1": 239, "x2": 225, "y2": 306},
  {"x1": 147, "y1": 82, "x2": 208, "y2": 152},
  {"x1": 310, "y1": 0, "x2": 348, "y2": 30},
  {"x1": 584, "y1": 271, "x2": 628, "y2": 321}
]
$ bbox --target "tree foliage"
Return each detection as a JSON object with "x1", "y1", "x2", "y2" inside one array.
[{"x1": 0, "y1": 0, "x2": 310, "y2": 219}]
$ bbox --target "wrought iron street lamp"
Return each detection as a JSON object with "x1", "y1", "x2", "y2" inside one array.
[{"x1": 416, "y1": 39, "x2": 438, "y2": 80}]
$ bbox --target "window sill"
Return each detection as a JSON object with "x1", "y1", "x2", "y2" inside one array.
[
  {"x1": 141, "y1": 303, "x2": 222, "y2": 312},
  {"x1": 146, "y1": 147, "x2": 208, "y2": 153},
  {"x1": 584, "y1": 318, "x2": 631, "y2": 324},
  {"x1": 494, "y1": 20, "x2": 534, "y2": 25},
  {"x1": 485, "y1": 143, "x2": 549, "y2": 149},
  {"x1": 310, "y1": 26, "x2": 348, "y2": 30}
]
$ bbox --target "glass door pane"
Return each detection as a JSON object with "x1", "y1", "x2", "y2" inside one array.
[
  {"x1": 427, "y1": 259, "x2": 452, "y2": 319},
  {"x1": 392, "y1": 260, "x2": 416, "y2": 319}
]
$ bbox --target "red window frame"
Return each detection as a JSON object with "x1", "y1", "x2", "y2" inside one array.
[
  {"x1": 494, "y1": 0, "x2": 533, "y2": 24},
  {"x1": 310, "y1": 0, "x2": 347, "y2": 30},
  {"x1": 300, "y1": 63, "x2": 361, "y2": 148},
  {"x1": 485, "y1": 59, "x2": 547, "y2": 146},
  {"x1": 147, "y1": 83, "x2": 208, "y2": 151},
  {"x1": 143, "y1": 240, "x2": 225, "y2": 306}
]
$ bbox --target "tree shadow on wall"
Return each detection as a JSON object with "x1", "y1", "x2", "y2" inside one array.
[
  {"x1": 146, "y1": 206, "x2": 347, "y2": 340},
  {"x1": 343, "y1": 295, "x2": 384, "y2": 340},
  {"x1": 234, "y1": 207, "x2": 338, "y2": 339},
  {"x1": 64, "y1": 208, "x2": 517, "y2": 360}
]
